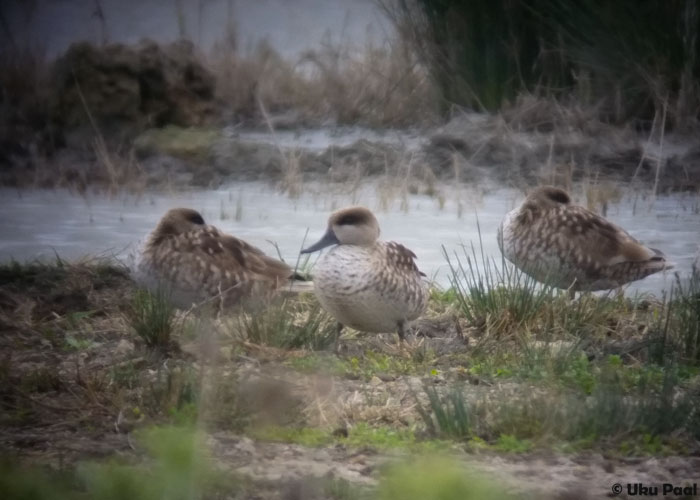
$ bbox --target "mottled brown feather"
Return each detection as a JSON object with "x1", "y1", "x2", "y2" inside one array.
[
  {"x1": 501, "y1": 186, "x2": 670, "y2": 291},
  {"x1": 384, "y1": 241, "x2": 425, "y2": 277},
  {"x1": 141, "y1": 208, "x2": 293, "y2": 307}
]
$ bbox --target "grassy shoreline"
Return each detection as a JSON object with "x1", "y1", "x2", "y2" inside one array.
[{"x1": 1, "y1": 253, "x2": 698, "y2": 497}]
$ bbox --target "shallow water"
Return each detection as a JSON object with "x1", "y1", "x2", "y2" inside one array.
[
  {"x1": 230, "y1": 127, "x2": 426, "y2": 152},
  {"x1": 0, "y1": 182, "x2": 698, "y2": 297}
]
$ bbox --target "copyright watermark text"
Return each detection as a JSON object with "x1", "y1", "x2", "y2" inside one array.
[{"x1": 611, "y1": 483, "x2": 698, "y2": 497}]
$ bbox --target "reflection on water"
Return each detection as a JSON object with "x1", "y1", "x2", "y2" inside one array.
[{"x1": 0, "y1": 183, "x2": 697, "y2": 297}]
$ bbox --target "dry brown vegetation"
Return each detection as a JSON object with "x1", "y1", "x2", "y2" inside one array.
[
  {"x1": 2, "y1": 25, "x2": 699, "y2": 198},
  {"x1": 211, "y1": 32, "x2": 440, "y2": 128}
]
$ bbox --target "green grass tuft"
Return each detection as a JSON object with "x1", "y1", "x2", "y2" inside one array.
[
  {"x1": 442, "y1": 235, "x2": 555, "y2": 336},
  {"x1": 418, "y1": 362, "x2": 699, "y2": 452},
  {"x1": 234, "y1": 297, "x2": 337, "y2": 350},
  {"x1": 670, "y1": 266, "x2": 700, "y2": 363},
  {"x1": 125, "y1": 288, "x2": 176, "y2": 351}
]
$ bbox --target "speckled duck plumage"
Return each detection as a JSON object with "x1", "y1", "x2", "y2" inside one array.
[
  {"x1": 498, "y1": 186, "x2": 672, "y2": 292},
  {"x1": 301, "y1": 206, "x2": 428, "y2": 341},
  {"x1": 136, "y1": 208, "x2": 294, "y2": 309}
]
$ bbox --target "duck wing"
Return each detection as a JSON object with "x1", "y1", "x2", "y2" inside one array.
[
  {"x1": 384, "y1": 241, "x2": 426, "y2": 277},
  {"x1": 553, "y1": 206, "x2": 665, "y2": 268},
  {"x1": 194, "y1": 227, "x2": 293, "y2": 283}
]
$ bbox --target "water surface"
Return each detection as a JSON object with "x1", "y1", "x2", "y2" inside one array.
[{"x1": 0, "y1": 183, "x2": 697, "y2": 297}]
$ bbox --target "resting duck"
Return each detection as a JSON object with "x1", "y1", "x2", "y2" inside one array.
[
  {"x1": 498, "y1": 186, "x2": 672, "y2": 295},
  {"x1": 137, "y1": 208, "x2": 299, "y2": 309}
]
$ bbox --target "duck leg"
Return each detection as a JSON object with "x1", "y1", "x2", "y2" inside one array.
[
  {"x1": 334, "y1": 322, "x2": 344, "y2": 355},
  {"x1": 397, "y1": 320, "x2": 407, "y2": 343}
]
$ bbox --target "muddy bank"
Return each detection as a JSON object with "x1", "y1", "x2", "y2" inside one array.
[
  {"x1": 2, "y1": 261, "x2": 699, "y2": 499},
  {"x1": 2, "y1": 38, "x2": 699, "y2": 193},
  {"x1": 3, "y1": 118, "x2": 700, "y2": 193}
]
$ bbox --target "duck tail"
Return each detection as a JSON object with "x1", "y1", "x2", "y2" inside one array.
[
  {"x1": 647, "y1": 248, "x2": 675, "y2": 271},
  {"x1": 282, "y1": 270, "x2": 315, "y2": 293}
]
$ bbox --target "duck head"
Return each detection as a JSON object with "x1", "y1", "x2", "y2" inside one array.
[
  {"x1": 150, "y1": 208, "x2": 206, "y2": 244},
  {"x1": 527, "y1": 186, "x2": 572, "y2": 208},
  {"x1": 301, "y1": 206, "x2": 380, "y2": 253}
]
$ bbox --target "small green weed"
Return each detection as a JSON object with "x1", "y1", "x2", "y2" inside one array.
[
  {"x1": 417, "y1": 385, "x2": 472, "y2": 441},
  {"x1": 494, "y1": 434, "x2": 533, "y2": 453},
  {"x1": 64, "y1": 333, "x2": 96, "y2": 351},
  {"x1": 376, "y1": 456, "x2": 514, "y2": 500},
  {"x1": 669, "y1": 267, "x2": 700, "y2": 363},
  {"x1": 252, "y1": 423, "x2": 445, "y2": 452},
  {"x1": 235, "y1": 298, "x2": 336, "y2": 350},
  {"x1": 343, "y1": 351, "x2": 418, "y2": 380},
  {"x1": 345, "y1": 422, "x2": 418, "y2": 450},
  {"x1": 145, "y1": 364, "x2": 199, "y2": 421},
  {"x1": 287, "y1": 353, "x2": 346, "y2": 374},
  {"x1": 65, "y1": 310, "x2": 97, "y2": 330},
  {"x1": 125, "y1": 288, "x2": 176, "y2": 351},
  {"x1": 250, "y1": 425, "x2": 332, "y2": 447},
  {"x1": 110, "y1": 361, "x2": 140, "y2": 389}
]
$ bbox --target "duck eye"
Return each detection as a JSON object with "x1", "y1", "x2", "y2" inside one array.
[
  {"x1": 337, "y1": 214, "x2": 362, "y2": 226},
  {"x1": 546, "y1": 189, "x2": 570, "y2": 204},
  {"x1": 187, "y1": 212, "x2": 205, "y2": 225}
]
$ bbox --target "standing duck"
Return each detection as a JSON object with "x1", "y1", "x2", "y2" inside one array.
[
  {"x1": 137, "y1": 208, "x2": 298, "y2": 309},
  {"x1": 498, "y1": 186, "x2": 672, "y2": 295},
  {"x1": 301, "y1": 206, "x2": 428, "y2": 343}
]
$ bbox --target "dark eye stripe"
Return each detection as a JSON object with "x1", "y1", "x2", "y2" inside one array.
[
  {"x1": 337, "y1": 214, "x2": 365, "y2": 225},
  {"x1": 187, "y1": 212, "x2": 205, "y2": 225},
  {"x1": 545, "y1": 189, "x2": 570, "y2": 204}
]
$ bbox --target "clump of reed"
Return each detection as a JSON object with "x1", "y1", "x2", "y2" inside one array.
[
  {"x1": 443, "y1": 239, "x2": 555, "y2": 336},
  {"x1": 663, "y1": 266, "x2": 700, "y2": 364},
  {"x1": 210, "y1": 27, "x2": 439, "y2": 128},
  {"x1": 382, "y1": 0, "x2": 700, "y2": 130},
  {"x1": 124, "y1": 288, "x2": 177, "y2": 351},
  {"x1": 228, "y1": 296, "x2": 337, "y2": 351},
  {"x1": 418, "y1": 359, "x2": 699, "y2": 452}
]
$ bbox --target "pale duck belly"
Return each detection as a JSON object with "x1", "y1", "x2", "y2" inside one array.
[{"x1": 312, "y1": 245, "x2": 425, "y2": 333}]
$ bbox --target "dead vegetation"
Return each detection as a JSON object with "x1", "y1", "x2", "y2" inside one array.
[
  {"x1": 210, "y1": 29, "x2": 439, "y2": 128},
  {"x1": 2, "y1": 32, "x2": 699, "y2": 197}
]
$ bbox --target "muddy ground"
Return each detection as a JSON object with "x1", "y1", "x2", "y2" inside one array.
[
  {"x1": 3, "y1": 110, "x2": 700, "y2": 195},
  {"x1": 1, "y1": 261, "x2": 699, "y2": 499}
]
